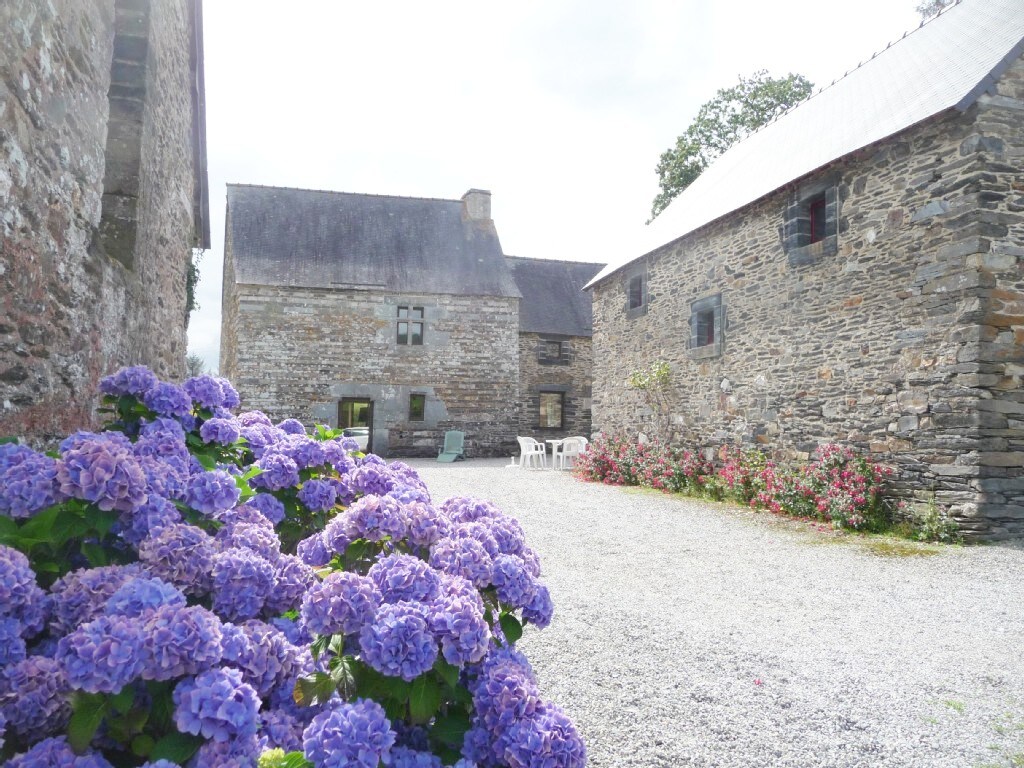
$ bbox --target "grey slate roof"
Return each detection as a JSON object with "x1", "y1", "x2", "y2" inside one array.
[
  {"x1": 587, "y1": 0, "x2": 1024, "y2": 288},
  {"x1": 506, "y1": 257, "x2": 604, "y2": 337},
  {"x1": 226, "y1": 185, "x2": 520, "y2": 298}
]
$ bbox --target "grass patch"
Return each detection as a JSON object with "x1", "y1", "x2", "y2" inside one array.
[
  {"x1": 945, "y1": 699, "x2": 966, "y2": 714},
  {"x1": 862, "y1": 538, "x2": 943, "y2": 558}
]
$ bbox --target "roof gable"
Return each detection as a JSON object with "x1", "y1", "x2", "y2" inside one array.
[
  {"x1": 507, "y1": 257, "x2": 604, "y2": 336},
  {"x1": 226, "y1": 185, "x2": 520, "y2": 298},
  {"x1": 588, "y1": 0, "x2": 1024, "y2": 288}
]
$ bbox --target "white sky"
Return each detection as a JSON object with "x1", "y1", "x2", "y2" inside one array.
[{"x1": 188, "y1": 0, "x2": 922, "y2": 372}]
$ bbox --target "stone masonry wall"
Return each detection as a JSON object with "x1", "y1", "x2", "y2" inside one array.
[
  {"x1": 517, "y1": 332, "x2": 593, "y2": 440},
  {"x1": 592, "y1": 63, "x2": 1024, "y2": 539},
  {"x1": 222, "y1": 284, "x2": 521, "y2": 458},
  {"x1": 0, "y1": 0, "x2": 197, "y2": 444}
]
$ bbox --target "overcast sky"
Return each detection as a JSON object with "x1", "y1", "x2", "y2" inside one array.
[{"x1": 189, "y1": 0, "x2": 922, "y2": 372}]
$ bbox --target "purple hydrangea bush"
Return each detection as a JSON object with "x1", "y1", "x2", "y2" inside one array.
[{"x1": 0, "y1": 366, "x2": 584, "y2": 768}]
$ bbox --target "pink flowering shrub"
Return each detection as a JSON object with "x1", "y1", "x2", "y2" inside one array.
[{"x1": 576, "y1": 436, "x2": 893, "y2": 532}]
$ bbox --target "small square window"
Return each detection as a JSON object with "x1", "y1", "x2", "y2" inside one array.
[
  {"x1": 539, "y1": 392, "x2": 564, "y2": 429},
  {"x1": 546, "y1": 341, "x2": 562, "y2": 358},
  {"x1": 397, "y1": 306, "x2": 424, "y2": 345},
  {"x1": 409, "y1": 394, "x2": 425, "y2": 421}
]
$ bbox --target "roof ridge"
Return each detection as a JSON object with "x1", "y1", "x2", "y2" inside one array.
[
  {"x1": 743, "y1": 0, "x2": 962, "y2": 140},
  {"x1": 226, "y1": 182, "x2": 461, "y2": 204},
  {"x1": 505, "y1": 255, "x2": 605, "y2": 268}
]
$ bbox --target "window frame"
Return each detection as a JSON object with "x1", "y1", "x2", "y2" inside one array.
[
  {"x1": 408, "y1": 393, "x2": 426, "y2": 422},
  {"x1": 624, "y1": 269, "x2": 648, "y2": 319},
  {"x1": 396, "y1": 305, "x2": 425, "y2": 346},
  {"x1": 782, "y1": 179, "x2": 839, "y2": 267},
  {"x1": 688, "y1": 293, "x2": 724, "y2": 360},
  {"x1": 538, "y1": 391, "x2": 565, "y2": 429}
]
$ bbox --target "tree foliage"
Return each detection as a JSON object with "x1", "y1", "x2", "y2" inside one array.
[
  {"x1": 185, "y1": 352, "x2": 208, "y2": 378},
  {"x1": 915, "y1": 0, "x2": 955, "y2": 20},
  {"x1": 650, "y1": 70, "x2": 814, "y2": 220}
]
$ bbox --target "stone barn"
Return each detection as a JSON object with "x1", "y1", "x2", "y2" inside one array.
[
  {"x1": 586, "y1": 0, "x2": 1024, "y2": 539},
  {"x1": 0, "y1": 0, "x2": 210, "y2": 442},
  {"x1": 507, "y1": 256, "x2": 602, "y2": 440}
]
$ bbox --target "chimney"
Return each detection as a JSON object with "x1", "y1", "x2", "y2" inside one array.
[{"x1": 461, "y1": 188, "x2": 491, "y2": 221}]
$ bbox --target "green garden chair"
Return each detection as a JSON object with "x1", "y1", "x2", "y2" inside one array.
[{"x1": 437, "y1": 430, "x2": 466, "y2": 462}]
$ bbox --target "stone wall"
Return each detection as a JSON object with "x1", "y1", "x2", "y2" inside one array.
[
  {"x1": 517, "y1": 332, "x2": 593, "y2": 440},
  {"x1": 222, "y1": 283, "x2": 521, "y2": 458},
  {"x1": 0, "y1": 0, "x2": 200, "y2": 443},
  {"x1": 591, "y1": 55, "x2": 1024, "y2": 539}
]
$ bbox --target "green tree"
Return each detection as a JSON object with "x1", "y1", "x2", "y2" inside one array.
[
  {"x1": 650, "y1": 70, "x2": 814, "y2": 220},
  {"x1": 915, "y1": 0, "x2": 954, "y2": 19},
  {"x1": 185, "y1": 352, "x2": 207, "y2": 378}
]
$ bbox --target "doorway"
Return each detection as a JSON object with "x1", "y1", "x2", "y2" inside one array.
[{"x1": 338, "y1": 397, "x2": 373, "y2": 453}]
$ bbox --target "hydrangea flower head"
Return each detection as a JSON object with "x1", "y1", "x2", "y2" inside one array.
[
  {"x1": 490, "y1": 554, "x2": 535, "y2": 608},
  {"x1": 215, "y1": 520, "x2": 281, "y2": 563},
  {"x1": 302, "y1": 698, "x2": 396, "y2": 768},
  {"x1": 277, "y1": 418, "x2": 306, "y2": 435},
  {"x1": 238, "y1": 410, "x2": 273, "y2": 428},
  {"x1": 184, "y1": 375, "x2": 227, "y2": 410},
  {"x1": 387, "y1": 746, "x2": 443, "y2": 768},
  {"x1": 248, "y1": 493, "x2": 286, "y2": 525},
  {"x1": 296, "y1": 532, "x2": 333, "y2": 567},
  {"x1": 138, "y1": 523, "x2": 216, "y2": 596},
  {"x1": 322, "y1": 440, "x2": 356, "y2": 473},
  {"x1": 298, "y1": 479, "x2": 338, "y2": 512},
  {"x1": 0, "y1": 448, "x2": 61, "y2": 518},
  {"x1": 0, "y1": 655, "x2": 71, "y2": 742},
  {"x1": 210, "y1": 548, "x2": 275, "y2": 621},
  {"x1": 99, "y1": 365, "x2": 159, "y2": 397},
  {"x1": 346, "y1": 495, "x2": 408, "y2": 542},
  {"x1": 49, "y1": 564, "x2": 142, "y2": 635},
  {"x1": 265, "y1": 555, "x2": 317, "y2": 615},
  {"x1": 57, "y1": 434, "x2": 147, "y2": 512},
  {"x1": 187, "y1": 469, "x2": 242, "y2": 515},
  {"x1": 0, "y1": 544, "x2": 49, "y2": 636},
  {"x1": 0, "y1": 618, "x2": 27, "y2": 666},
  {"x1": 106, "y1": 576, "x2": 186, "y2": 618},
  {"x1": 300, "y1": 571, "x2": 380, "y2": 636},
  {"x1": 142, "y1": 604, "x2": 225, "y2": 681},
  {"x1": 358, "y1": 602, "x2": 438, "y2": 681},
  {"x1": 428, "y1": 592, "x2": 490, "y2": 667},
  {"x1": 57, "y1": 613, "x2": 147, "y2": 693},
  {"x1": 429, "y1": 537, "x2": 493, "y2": 588},
  {"x1": 523, "y1": 583, "x2": 554, "y2": 629},
  {"x1": 6, "y1": 735, "x2": 114, "y2": 768},
  {"x1": 118, "y1": 494, "x2": 182, "y2": 547},
  {"x1": 351, "y1": 463, "x2": 395, "y2": 497},
  {"x1": 217, "y1": 378, "x2": 242, "y2": 409},
  {"x1": 500, "y1": 702, "x2": 587, "y2": 768},
  {"x1": 221, "y1": 620, "x2": 299, "y2": 697},
  {"x1": 368, "y1": 553, "x2": 441, "y2": 604},
  {"x1": 264, "y1": 435, "x2": 326, "y2": 470},
  {"x1": 250, "y1": 453, "x2": 300, "y2": 491},
  {"x1": 173, "y1": 666, "x2": 260, "y2": 742},
  {"x1": 143, "y1": 381, "x2": 193, "y2": 419},
  {"x1": 191, "y1": 733, "x2": 261, "y2": 767},
  {"x1": 405, "y1": 502, "x2": 450, "y2": 548},
  {"x1": 441, "y1": 497, "x2": 502, "y2": 525},
  {"x1": 201, "y1": 417, "x2": 242, "y2": 445}
]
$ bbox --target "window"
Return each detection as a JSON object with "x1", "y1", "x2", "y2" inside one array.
[
  {"x1": 782, "y1": 181, "x2": 839, "y2": 266},
  {"x1": 397, "y1": 306, "x2": 424, "y2": 345},
  {"x1": 808, "y1": 193, "x2": 827, "y2": 244},
  {"x1": 628, "y1": 276, "x2": 644, "y2": 310},
  {"x1": 625, "y1": 270, "x2": 648, "y2": 319},
  {"x1": 539, "y1": 338, "x2": 569, "y2": 365},
  {"x1": 409, "y1": 393, "x2": 425, "y2": 421},
  {"x1": 689, "y1": 294, "x2": 723, "y2": 359},
  {"x1": 539, "y1": 392, "x2": 564, "y2": 429}
]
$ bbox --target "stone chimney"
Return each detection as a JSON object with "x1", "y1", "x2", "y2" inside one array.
[{"x1": 461, "y1": 188, "x2": 491, "y2": 221}]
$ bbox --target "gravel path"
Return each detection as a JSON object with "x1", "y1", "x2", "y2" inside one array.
[{"x1": 406, "y1": 458, "x2": 1024, "y2": 768}]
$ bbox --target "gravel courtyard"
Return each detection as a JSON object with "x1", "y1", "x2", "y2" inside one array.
[{"x1": 409, "y1": 458, "x2": 1024, "y2": 768}]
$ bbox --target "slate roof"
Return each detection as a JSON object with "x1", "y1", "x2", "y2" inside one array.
[
  {"x1": 587, "y1": 0, "x2": 1024, "y2": 288},
  {"x1": 226, "y1": 184, "x2": 520, "y2": 298},
  {"x1": 506, "y1": 257, "x2": 604, "y2": 337}
]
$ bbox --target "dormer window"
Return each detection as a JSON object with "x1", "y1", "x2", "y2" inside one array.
[{"x1": 782, "y1": 181, "x2": 840, "y2": 266}]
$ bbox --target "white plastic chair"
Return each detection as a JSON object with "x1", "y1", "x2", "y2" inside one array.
[
  {"x1": 516, "y1": 436, "x2": 547, "y2": 469},
  {"x1": 556, "y1": 437, "x2": 586, "y2": 470}
]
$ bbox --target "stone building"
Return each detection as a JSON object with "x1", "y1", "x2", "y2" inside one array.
[
  {"x1": 0, "y1": 0, "x2": 210, "y2": 442},
  {"x1": 221, "y1": 185, "x2": 601, "y2": 458},
  {"x1": 586, "y1": 0, "x2": 1024, "y2": 539},
  {"x1": 507, "y1": 256, "x2": 601, "y2": 440}
]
